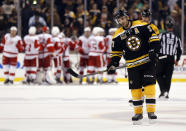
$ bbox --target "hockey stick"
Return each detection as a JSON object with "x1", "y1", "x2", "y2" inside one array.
[{"x1": 67, "y1": 58, "x2": 150, "y2": 78}]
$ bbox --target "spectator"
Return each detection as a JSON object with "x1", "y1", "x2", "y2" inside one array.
[
  {"x1": 28, "y1": 10, "x2": 47, "y2": 27},
  {"x1": 46, "y1": 8, "x2": 61, "y2": 27},
  {"x1": 99, "y1": 13, "x2": 112, "y2": 35},
  {"x1": 7, "y1": 8, "x2": 17, "y2": 27},
  {"x1": 1, "y1": 0, "x2": 15, "y2": 18},
  {"x1": 89, "y1": 3, "x2": 101, "y2": 26},
  {"x1": 0, "y1": 6, "x2": 8, "y2": 38},
  {"x1": 21, "y1": 0, "x2": 33, "y2": 36},
  {"x1": 63, "y1": 7, "x2": 75, "y2": 28}
]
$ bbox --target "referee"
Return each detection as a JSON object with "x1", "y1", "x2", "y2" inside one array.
[{"x1": 157, "y1": 17, "x2": 182, "y2": 99}]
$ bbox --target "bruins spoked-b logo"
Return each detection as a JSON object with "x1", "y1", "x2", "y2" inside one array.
[{"x1": 126, "y1": 36, "x2": 141, "y2": 51}]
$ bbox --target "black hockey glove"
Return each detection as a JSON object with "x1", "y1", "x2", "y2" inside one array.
[
  {"x1": 148, "y1": 49, "x2": 158, "y2": 64},
  {"x1": 107, "y1": 61, "x2": 119, "y2": 74}
]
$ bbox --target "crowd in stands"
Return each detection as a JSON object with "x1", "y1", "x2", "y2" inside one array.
[{"x1": 0, "y1": 0, "x2": 185, "y2": 46}]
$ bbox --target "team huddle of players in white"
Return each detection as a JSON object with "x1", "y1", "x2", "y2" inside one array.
[{"x1": 0, "y1": 26, "x2": 118, "y2": 85}]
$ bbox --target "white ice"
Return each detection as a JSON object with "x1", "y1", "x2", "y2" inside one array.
[{"x1": 0, "y1": 82, "x2": 186, "y2": 131}]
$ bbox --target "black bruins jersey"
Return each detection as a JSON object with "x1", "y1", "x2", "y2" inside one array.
[{"x1": 111, "y1": 20, "x2": 160, "y2": 68}]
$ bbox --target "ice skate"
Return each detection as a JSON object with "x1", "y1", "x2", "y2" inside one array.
[
  {"x1": 97, "y1": 79, "x2": 103, "y2": 84},
  {"x1": 22, "y1": 80, "x2": 28, "y2": 85},
  {"x1": 79, "y1": 78, "x2": 83, "y2": 84},
  {"x1": 148, "y1": 112, "x2": 157, "y2": 124},
  {"x1": 132, "y1": 114, "x2": 143, "y2": 125},
  {"x1": 159, "y1": 92, "x2": 169, "y2": 100},
  {"x1": 128, "y1": 99, "x2": 133, "y2": 107},
  {"x1": 9, "y1": 80, "x2": 14, "y2": 85},
  {"x1": 111, "y1": 79, "x2": 118, "y2": 84},
  {"x1": 4, "y1": 79, "x2": 9, "y2": 85},
  {"x1": 56, "y1": 78, "x2": 63, "y2": 84}
]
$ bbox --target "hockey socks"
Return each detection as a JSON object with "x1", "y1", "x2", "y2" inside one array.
[
  {"x1": 144, "y1": 84, "x2": 156, "y2": 113},
  {"x1": 131, "y1": 89, "x2": 143, "y2": 114}
]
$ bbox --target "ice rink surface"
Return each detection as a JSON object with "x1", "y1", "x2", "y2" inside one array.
[{"x1": 0, "y1": 82, "x2": 186, "y2": 131}]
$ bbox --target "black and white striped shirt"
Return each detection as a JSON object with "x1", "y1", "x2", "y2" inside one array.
[{"x1": 159, "y1": 32, "x2": 182, "y2": 61}]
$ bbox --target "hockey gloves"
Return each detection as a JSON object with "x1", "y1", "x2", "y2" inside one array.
[
  {"x1": 107, "y1": 61, "x2": 119, "y2": 74},
  {"x1": 148, "y1": 49, "x2": 158, "y2": 64}
]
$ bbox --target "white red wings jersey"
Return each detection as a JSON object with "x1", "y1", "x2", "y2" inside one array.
[
  {"x1": 62, "y1": 37, "x2": 74, "y2": 61},
  {"x1": 51, "y1": 36, "x2": 62, "y2": 57},
  {"x1": 105, "y1": 35, "x2": 112, "y2": 57},
  {"x1": 38, "y1": 33, "x2": 54, "y2": 58},
  {"x1": 24, "y1": 35, "x2": 40, "y2": 59},
  {"x1": 0, "y1": 33, "x2": 23, "y2": 57},
  {"x1": 88, "y1": 35, "x2": 105, "y2": 56},
  {"x1": 78, "y1": 35, "x2": 89, "y2": 58}
]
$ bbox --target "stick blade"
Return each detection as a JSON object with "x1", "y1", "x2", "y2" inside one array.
[{"x1": 67, "y1": 68, "x2": 80, "y2": 78}]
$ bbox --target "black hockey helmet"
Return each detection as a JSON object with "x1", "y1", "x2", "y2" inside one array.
[
  {"x1": 115, "y1": 9, "x2": 129, "y2": 19},
  {"x1": 114, "y1": 9, "x2": 129, "y2": 24},
  {"x1": 141, "y1": 9, "x2": 152, "y2": 17},
  {"x1": 166, "y1": 16, "x2": 175, "y2": 28}
]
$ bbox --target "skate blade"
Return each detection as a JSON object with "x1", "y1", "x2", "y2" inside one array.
[
  {"x1": 149, "y1": 119, "x2": 156, "y2": 124},
  {"x1": 133, "y1": 120, "x2": 142, "y2": 125}
]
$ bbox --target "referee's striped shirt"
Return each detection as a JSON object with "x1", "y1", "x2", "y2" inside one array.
[{"x1": 159, "y1": 32, "x2": 182, "y2": 61}]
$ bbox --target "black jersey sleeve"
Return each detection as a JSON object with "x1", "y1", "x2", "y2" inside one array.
[
  {"x1": 111, "y1": 36, "x2": 124, "y2": 58},
  {"x1": 108, "y1": 35, "x2": 125, "y2": 67},
  {"x1": 147, "y1": 25, "x2": 161, "y2": 53}
]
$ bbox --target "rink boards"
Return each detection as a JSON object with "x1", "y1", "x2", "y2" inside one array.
[{"x1": 0, "y1": 53, "x2": 186, "y2": 82}]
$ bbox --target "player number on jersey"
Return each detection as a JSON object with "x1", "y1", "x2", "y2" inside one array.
[
  {"x1": 147, "y1": 25, "x2": 152, "y2": 32},
  {"x1": 134, "y1": 28, "x2": 139, "y2": 34}
]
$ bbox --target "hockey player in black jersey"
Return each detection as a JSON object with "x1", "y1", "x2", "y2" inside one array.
[
  {"x1": 107, "y1": 10, "x2": 161, "y2": 124},
  {"x1": 129, "y1": 8, "x2": 160, "y2": 106}
]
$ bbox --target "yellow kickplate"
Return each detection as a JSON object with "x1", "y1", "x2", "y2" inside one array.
[{"x1": 0, "y1": 78, "x2": 186, "y2": 82}]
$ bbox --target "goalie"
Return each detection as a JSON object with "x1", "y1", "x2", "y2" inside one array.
[{"x1": 107, "y1": 10, "x2": 160, "y2": 124}]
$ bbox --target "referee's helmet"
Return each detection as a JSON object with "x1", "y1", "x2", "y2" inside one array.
[{"x1": 166, "y1": 16, "x2": 175, "y2": 28}]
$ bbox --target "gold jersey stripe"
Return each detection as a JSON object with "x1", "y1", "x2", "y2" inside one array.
[
  {"x1": 127, "y1": 61, "x2": 149, "y2": 68},
  {"x1": 149, "y1": 39, "x2": 160, "y2": 42},
  {"x1": 126, "y1": 54, "x2": 149, "y2": 63},
  {"x1": 111, "y1": 51, "x2": 123, "y2": 54},
  {"x1": 151, "y1": 33, "x2": 157, "y2": 36},
  {"x1": 111, "y1": 54, "x2": 122, "y2": 58}
]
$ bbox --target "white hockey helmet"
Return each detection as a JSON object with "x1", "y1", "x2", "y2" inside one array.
[
  {"x1": 28, "y1": 26, "x2": 37, "y2": 35},
  {"x1": 84, "y1": 27, "x2": 91, "y2": 32},
  {"x1": 92, "y1": 27, "x2": 100, "y2": 35},
  {"x1": 52, "y1": 26, "x2": 60, "y2": 36},
  {"x1": 10, "y1": 26, "x2": 17, "y2": 32},
  {"x1": 109, "y1": 28, "x2": 117, "y2": 33},
  {"x1": 98, "y1": 27, "x2": 105, "y2": 34},
  {"x1": 60, "y1": 32, "x2": 65, "y2": 38}
]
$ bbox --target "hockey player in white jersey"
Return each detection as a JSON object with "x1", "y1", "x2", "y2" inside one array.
[
  {"x1": 0, "y1": 26, "x2": 24, "y2": 84},
  {"x1": 97, "y1": 27, "x2": 107, "y2": 83},
  {"x1": 105, "y1": 28, "x2": 118, "y2": 83},
  {"x1": 62, "y1": 36, "x2": 76, "y2": 84},
  {"x1": 23, "y1": 26, "x2": 41, "y2": 84},
  {"x1": 51, "y1": 26, "x2": 63, "y2": 84},
  {"x1": 86, "y1": 27, "x2": 105, "y2": 84},
  {"x1": 37, "y1": 26, "x2": 54, "y2": 84},
  {"x1": 77, "y1": 27, "x2": 91, "y2": 84}
]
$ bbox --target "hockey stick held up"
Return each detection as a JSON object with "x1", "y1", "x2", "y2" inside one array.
[{"x1": 67, "y1": 59, "x2": 150, "y2": 78}]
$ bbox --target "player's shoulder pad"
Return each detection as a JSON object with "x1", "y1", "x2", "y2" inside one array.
[
  {"x1": 131, "y1": 20, "x2": 148, "y2": 28},
  {"x1": 150, "y1": 23, "x2": 159, "y2": 35},
  {"x1": 112, "y1": 27, "x2": 124, "y2": 39}
]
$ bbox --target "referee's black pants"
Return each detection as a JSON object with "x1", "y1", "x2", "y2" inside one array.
[{"x1": 156, "y1": 55, "x2": 174, "y2": 94}]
